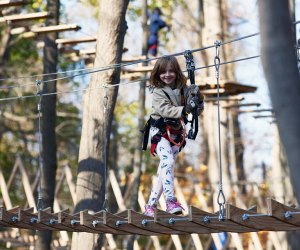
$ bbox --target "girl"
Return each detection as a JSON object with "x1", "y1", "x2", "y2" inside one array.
[{"x1": 144, "y1": 56, "x2": 204, "y2": 217}]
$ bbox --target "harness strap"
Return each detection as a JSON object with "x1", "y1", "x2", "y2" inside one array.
[
  {"x1": 180, "y1": 88, "x2": 185, "y2": 106},
  {"x1": 165, "y1": 119, "x2": 186, "y2": 147},
  {"x1": 161, "y1": 88, "x2": 185, "y2": 106}
]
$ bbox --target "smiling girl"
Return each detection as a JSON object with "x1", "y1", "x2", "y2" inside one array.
[{"x1": 144, "y1": 56, "x2": 204, "y2": 217}]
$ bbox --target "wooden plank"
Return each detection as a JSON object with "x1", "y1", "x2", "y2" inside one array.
[
  {"x1": 64, "y1": 165, "x2": 76, "y2": 204},
  {"x1": 18, "y1": 159, "x2": 37, "y2": 210},
  {"x1": 37, "y1": 208, "x2": 76, "y2": 232},
  {"x1": 267, "y1": 198, "x2": 300, "y2": 228},
  {"x1": 115, "y1": 210, "x2": 128, "y2": 218},
  {"x1": 57, "y1": 210, "x2": 94, "y2": 233},
  {"x1": 56, "y1": 37, "x2": 96, "y2": 45},
  {"x1": 80, "y1": 210, "x2": 126, "y2": 234},
  {"x1": 174, "y1": 179, "x2": 204, "y2": 250},
  {"x1": 154, "y1": 209, "x2": 216, "y2": 234},
  {"x1": 18, "y1": 208, "x2": 61, "y2": 231},
  {"x1": 109, "y1": 170, "x2": 126, "y2": 210},
  {"x1": 31, "y1": 24, "x2": 81, "y2": 34},
  {"x1": 222, "y1": 103, "x2": 261, "y2": 109},
  {"x1": 189, "y1": 206, "x2": 257, "y2": 233},
  {"x1": 0, "y1": 207, "x2": 34, "y2": 229},
  {"x1": 6, "y1": 157, "x2": 19, "y2": 190},
  {"x1": 0, "y1": 12, "x2": 50, "y2": 23},
  {"x1": 127, "y1": 209, "x2": 182, "y2": 234},
  {"x1": 226, "y1": 204, "x2": 298, "y2": 231},
  {"x1": 0, "y1": 168, "x2": 12, "y2": 209},
  {"x1": 103, "y1": 211, "x2": 161, "y2": 235},
  {"x1": 0, "y1": 0, "x2": 26, "y2": 7}
]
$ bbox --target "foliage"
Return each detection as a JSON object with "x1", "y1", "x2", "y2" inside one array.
[
  {"x1": 8, "y1": 38, "x2": 39, "y2": 69},
  {"x1": 30, "y1": 0, "x2": 46, "y2": 11},
  {"x1": 80, "y1": 0, "x2": 98, "y2": 7},
  {"x1": 0, "y1": 0, "x2": 82, "y2": 208}
]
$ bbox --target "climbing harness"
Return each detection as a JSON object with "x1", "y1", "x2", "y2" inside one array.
[
  {"x1": 103, "y1": 84, "x2": 109, "y2": 211},
  {"x1": 184, "y1": 50, "x2": 200, "y2": 140},
  {"x1": 35, "y1": 79, "x2": 44, "y2": 211},
  {"x1": 214, "y1": 41, "x2": 226, "y2": 221},
  {"x1": 142, "y1": 88, "x2": 187, "y2": 154},
  {"x1": 165, "y1": 119, "x2": 186, "y2": 147}
]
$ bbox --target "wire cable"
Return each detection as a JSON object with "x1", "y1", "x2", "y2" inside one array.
[
  {"x1": 35, "y1": 80, "x2": 44, "y2": 211},
  {"x1": 102, "y1": 84, "x2": 109, "y2": 211},
  {"x1": 1, "y1": 17, "x2": 300, "y2": 86},
  {"x1": 0, "y1": 31, "x2": 261, "y2": 87},
  {"x1": 0, "y1": 54, "x2": 261, "y2": 102},
  {"x1": 214, "y1": 41, "x2": 226, "y2": 221}
]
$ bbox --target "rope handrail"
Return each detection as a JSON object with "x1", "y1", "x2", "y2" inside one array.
[
  {"x1": 0, "y1": 31, "x2": 261, "y2": 87},
  {"x1": 0, "y1": 54, "x2": 261, "y2": 102},
  {"x1": 1, "y1": 15, "x2": 299, "y2": 87}
]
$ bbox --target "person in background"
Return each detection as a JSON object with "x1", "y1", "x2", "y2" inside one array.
[
  {"x1": 143, "y1": 56, "x2": 204, "y2": 217},
  {"x1": 148, "y1": 7, "x2": 169, "y2": 57}
]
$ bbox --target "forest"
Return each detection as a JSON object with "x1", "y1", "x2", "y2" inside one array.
[{"x1": 0, "y1": 0, "x2": 300, "y2": 249}]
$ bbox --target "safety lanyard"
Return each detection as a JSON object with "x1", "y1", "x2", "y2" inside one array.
[{"x1": 184, "y1": 50, "x2": 198, "y2": 140}]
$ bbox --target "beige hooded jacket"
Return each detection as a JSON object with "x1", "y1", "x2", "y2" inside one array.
[{"x1": 150, "y1": 85, "x2": 190, "y2": 121}]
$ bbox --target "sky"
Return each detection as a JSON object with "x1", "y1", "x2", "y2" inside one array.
[{"x1": 60, "y1": 0, "x2": 300, "y2": 183}]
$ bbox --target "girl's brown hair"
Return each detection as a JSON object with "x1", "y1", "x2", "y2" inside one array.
[{"x1": 149, "y1": 56, "x2": 187, "y2": 89}]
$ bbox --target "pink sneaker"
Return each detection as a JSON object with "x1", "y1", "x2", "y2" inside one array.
[
  {"x1": 166, "y1": 198, "x2": 184, "y2": 215},
  {"x1": 144, "y1": 204, "x2": 156, "y2": 217}
]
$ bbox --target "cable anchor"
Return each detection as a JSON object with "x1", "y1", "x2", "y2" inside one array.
[
  {"x1": 217, "y1": 184, "x2": 226, "y2": 221},
  {"x1": 35, "y1": 79, "x2": 44, "y2": 211},
  {"x1": 214, "y1": 40, "x2": 226, "y2": 221},
  {"x1": 102, "y1": 83, "x2": 109, "y2": 212}
]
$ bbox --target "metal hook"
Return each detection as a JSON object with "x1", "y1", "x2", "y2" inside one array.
[
  {"x1": 102, "y1": 194, "x2": 109, "y2": 212},
  {"x1": 35, "y1": 79, "x2": 44, "y2": 212},
  {"x1": 103, "y1": 83, "x2": 108, "y2": 110},
  {"x1": 214, "y1": 41, "x2": 221, "y2": 76},
  {"x1": 102, "y1": 83, "x2": 109, "y2": 213},
  {"x1": 217, "y1": 185, "x2": 226, "y2": 221},
  {"x1": 214, "y1": 40, "x2": 221, "y2": 58}
]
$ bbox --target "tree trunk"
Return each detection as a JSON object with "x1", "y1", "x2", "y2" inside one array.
[
  {"x1": 258, "y1": 0, "x2": 300, "y2": 203},
  {"x1": 36, "y1": 0, "x2": 59, "y2": 249},
  {"x1": 271, "y1": 124, "x2": 294, "y2": 203},
  {"x1": 202, "y1": 0, "x2": 232, "y2": 208},
  {"x1": 127, "y1": 2, "x2": 148, "y2": 248},
  {"x1": 259, "y1": 6, "x2": 300, "y2": 248},
  {"x1": 130, "y1": 0, "x2": 148, "y2": 212},
  {"x1": 71, "y1": 1, "x2": 129, "y2": 249},
  {"x1": 198, "y1": 0, "x2": 209, "y2": 77}
]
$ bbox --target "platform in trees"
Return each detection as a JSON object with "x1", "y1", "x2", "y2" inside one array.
[
  {"x1": 199, "y1": 81, "x2": 257, "y2": 96},
  {"x1": 1, "y1": 198, "x2": 300, "y2": 235}
]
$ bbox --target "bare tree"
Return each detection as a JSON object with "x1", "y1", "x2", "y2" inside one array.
[
  {"x1": 201, "y1": 0, "x2": 232, "y2": 206},
  {"x1": 36, "y1": 0, "x2": 59, "y2": 249},
  {"x1": 126, "y1": 1, "x2": 148, "y2": 249},
  {"x1": 258, "y1": 0, "x2": 300, "y2": 202},
  {"x1": 71, "y1": 1, "x2": 129, "y2": 249}
]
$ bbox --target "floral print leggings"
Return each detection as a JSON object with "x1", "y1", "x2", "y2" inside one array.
[{"x1": 147, "y1": 127, "x2": 180, "y2": 206}]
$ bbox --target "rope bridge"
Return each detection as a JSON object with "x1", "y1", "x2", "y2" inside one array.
[{"x1": 0, "y1": 198, "x2": 299, "y2": 234}]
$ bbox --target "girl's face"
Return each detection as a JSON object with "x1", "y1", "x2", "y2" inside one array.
[{"x1": 159, "y1": 63, "x2": 176, "y2": 87}]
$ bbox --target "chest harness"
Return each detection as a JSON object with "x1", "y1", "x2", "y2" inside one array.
[{"x1": 142, "y1": 88, "x2": 187, "y2": 156}]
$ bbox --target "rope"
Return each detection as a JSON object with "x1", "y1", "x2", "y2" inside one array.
[
  {"x1": 102, "y1": 84, "x2": 109, "y2": 211},
  {"x1": 0, "y1": 31, "x2": 261, "y2": 86},
  {"x1": 35, "y1": 80, "x2": 44, "y2": 211},
  {"x1": 0, "y1": 54, "x2": 260, "y2": 102},
  {"x1": 214, "y1": 41, "x2": 226, "y2": 221}
]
